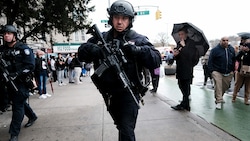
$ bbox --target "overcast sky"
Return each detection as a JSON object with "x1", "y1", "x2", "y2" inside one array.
[{"x1": 88, "y1": 0, "x2": 250, "y2": 43}]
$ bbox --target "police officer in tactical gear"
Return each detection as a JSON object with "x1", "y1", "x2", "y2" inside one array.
[
  {"x1": 0, "y1": 25, "x2": 37, "y2": 141},
  {"x1": 78, "y1": 1, "x2": 161, "y2": 141}
]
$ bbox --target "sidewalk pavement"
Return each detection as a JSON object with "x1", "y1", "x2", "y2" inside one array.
[{"x1": 0, "y1": 76, "x2": 239, "y2": 141}]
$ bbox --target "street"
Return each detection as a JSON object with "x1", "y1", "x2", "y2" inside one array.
[
  {"x1": 158, "y1": 62, "x2": 250, "y2": 141},
  {"x1": 0, "y1": 62, "x2": 248, "y2": 141}
]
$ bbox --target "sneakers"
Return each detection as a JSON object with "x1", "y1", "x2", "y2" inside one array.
[
  {"x1": 45, "y1": 93, "x2": 52, "y2": 97},
  {"x1": 29, "y1": 92, "x2": 33, "y2": 96},
  {"x1": 38, "y1": 94, "x2": 51, "y2": 99},
  {"x1": 76, "y1": 82, "x2": 82, "y2": 85},
  {"x1": 59, "y1": 82, "x2": 66, "y2": 86},
  {"x1": 39, "y1": 94, "x2": 47, "y2": 99},
  {"x1": 216, "y1": 103, "x2": 222, "y2": 110},
  {"x1": 245, "y1": 100, "x2": 250, "y2": 105},
  {"x1": 245, "y1": 101, "x2": 250, "y2": 105},
  {"x1": 232, "y1": 96, "x2": 236, "y2": 103},
  {"x1": 200, "y1": 85, "x2": 206, "y2": 89},
  {"x1": 34, "y1": 90, "x2": 39, "y2": 94}
]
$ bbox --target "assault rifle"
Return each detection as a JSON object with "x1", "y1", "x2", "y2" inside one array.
[
  {"x1": 87, "y1": 24, "x2": 142, "y2": 107},
  {"x1": 0, "y1": 53, "x2": 18, "y2": 92}
]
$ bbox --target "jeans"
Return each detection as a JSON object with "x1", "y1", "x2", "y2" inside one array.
[
  {"x1": 38, "y1": 69, "x2": 47, "y2": 95},
  {"x1": 57, "y1": 69, "x2": 64, "y2": 84}
]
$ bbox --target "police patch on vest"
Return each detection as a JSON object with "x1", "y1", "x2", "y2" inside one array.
[
  {"x1": 128, "y1": 41, "x2": 135, "y2": 45},
  {"x1": 24, "y1": 49, "x2": 30, "y2": 55},
  {"x1": 14, "y1": 50, "x2": 20, "y2": 55}
]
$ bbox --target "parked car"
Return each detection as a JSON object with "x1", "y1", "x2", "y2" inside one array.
[{"x1": 164, "y1": 63, "x2": 176, "y2": 75}]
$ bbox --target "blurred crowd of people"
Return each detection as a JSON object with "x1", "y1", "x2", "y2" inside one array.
[{"x1": 29, "y1": 51, "x2": 93, "y2": 99}]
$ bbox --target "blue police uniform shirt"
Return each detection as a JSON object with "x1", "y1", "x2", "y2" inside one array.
[{"x1": 0, "y1": 42, "x2": 35, "y2": 75}]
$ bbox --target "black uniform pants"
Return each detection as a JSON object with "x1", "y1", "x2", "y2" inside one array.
[
  {"x1": 0, "y1": 85, "x2": 9, "y2": 111},
  {"x1": 107, "y1": 90, "x2": 139, "y2": 141},
  {"x1": 177, "y1": 78, "x2": 192, "y2": 108},
  {"x1": 9, "y1": 85, "x2": 37, "y2": 136}
]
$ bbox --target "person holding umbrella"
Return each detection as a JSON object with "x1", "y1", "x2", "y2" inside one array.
[
  {"x1": 171, "y1": 27, "x2": 199, "y2": 111},
  {"x1": 200, "y1": 48, "x2": 213, "y2": 88}
]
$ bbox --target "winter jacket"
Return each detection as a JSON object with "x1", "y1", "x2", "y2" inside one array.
[{"x1": 208, "y1": 44, "x2": 235, "y2": 74}]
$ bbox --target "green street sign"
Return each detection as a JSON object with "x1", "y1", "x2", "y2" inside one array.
[
  {"x1": 101, "y1": 20, "x2": 108, "y2": 23},
  {"x1": 137, "y1": 10, "x2": 150, "y2": 16}
]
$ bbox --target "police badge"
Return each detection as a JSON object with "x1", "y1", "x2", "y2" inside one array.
[{"x1": 24, "y1": 49, "x2": 30, "y2": 55}]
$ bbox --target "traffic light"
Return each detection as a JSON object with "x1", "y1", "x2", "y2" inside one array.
[{"x1": 155, "y1": 9, "x2": 162, "y2": 20}]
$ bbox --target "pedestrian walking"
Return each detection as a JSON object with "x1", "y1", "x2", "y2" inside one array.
[
  {"x1": 56, "y1": 53, "x2": 66, "y2": 86},
  {"x1": 71, "y1": 53, "x2": 82, "y2": 84},
  {"x1": 50, "y1": 56, "x2": 57, "y2": 82},
  {"x1": 78, "y1": 1, "x2": 161, "y2": 140},
  {"x1": 208, "y1": 36, "x2": 235, "y2": 110},
  {"x1": 200, "y1": 48, "x2": 213, "y2": 88},
  {"x1": 149, "y1": 67, "x2": 161, "y2": 93},
  {"x1": 34, "y1": 50, "x2": 52, "y2": 99},
  {"x1": 232, "y1": 42, "x2": 250, "y2": 105},
  {"x1": 170, "y1": 27, "x2": 199, "y2": 111},
  {"x1": 0, "y1": 25, "x2": 37, "y2": 141},
  {"x1": 66, "y1": 53, "x2": 75, "y2": 83},
  {"x1": 84, "y1": 62, "x2": 92, "y2": 76}
]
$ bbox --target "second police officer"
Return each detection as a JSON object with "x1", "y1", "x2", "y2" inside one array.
[
  {"x1": 0, "y1": 25, "x2": 37, "y2": 141},
  {"x1": 78, "y1": 1, "x2": 161, "y2": 141}
]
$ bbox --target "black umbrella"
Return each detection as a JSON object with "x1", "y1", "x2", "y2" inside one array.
[
  {"x1": 171, "y1": 22, "x2": 209, "y2": 56},
  {"x1": 237, "y1": 32, "x2": 250, "y2": 39}
]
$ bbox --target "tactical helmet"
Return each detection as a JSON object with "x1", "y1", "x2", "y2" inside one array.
[
  {"x1": 107, "y1": 0, "x2": 136, "y2": 18},
  {"x1": 2, "y1": 25, "x2": 17, "y2": 37},
  {"x1": 107, "y1": 1, "x2": 136, "y2": 29}
]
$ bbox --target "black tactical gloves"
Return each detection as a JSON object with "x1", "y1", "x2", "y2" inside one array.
[
  {"x1": 122, "y1": 43, "x2": 142, "y2": 56},
  {"x1": 78, "y1": 43, "x2": 103, "y2": 62}
]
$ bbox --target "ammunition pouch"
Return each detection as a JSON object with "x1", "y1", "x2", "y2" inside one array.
[{"x1": 91, "y1": 73, "x2": 107, "y2": 95}]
